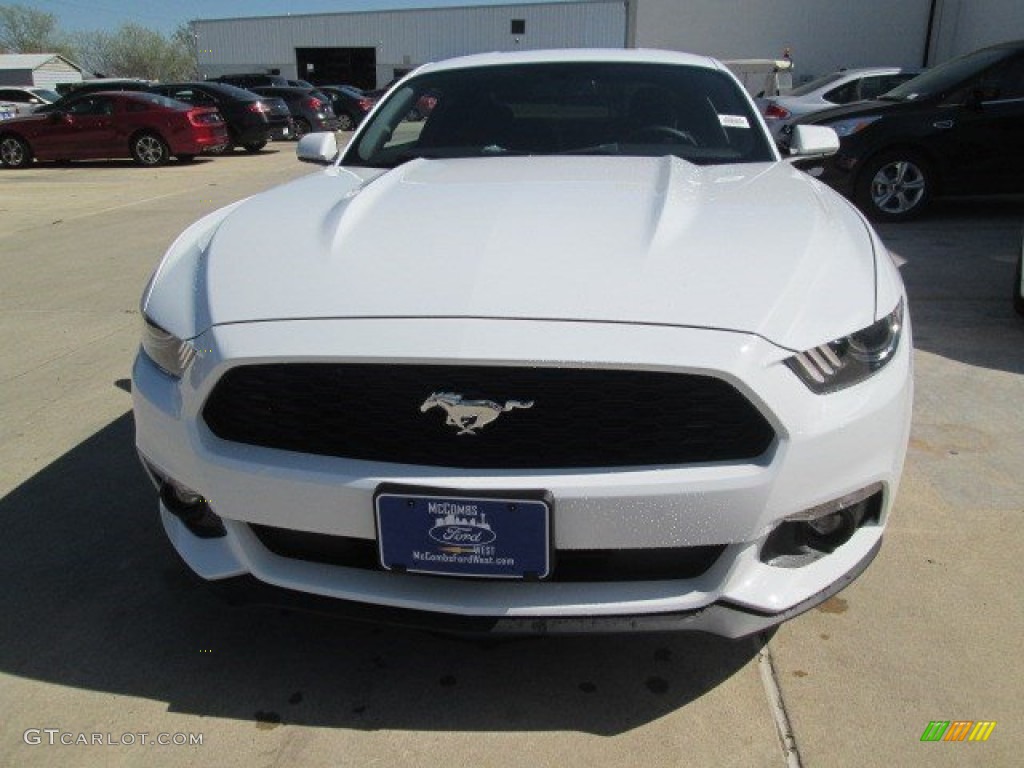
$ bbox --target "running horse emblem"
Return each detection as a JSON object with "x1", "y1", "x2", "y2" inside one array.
[{"x1": 420, "y1": 392, "x2": 534, "y2": 436}]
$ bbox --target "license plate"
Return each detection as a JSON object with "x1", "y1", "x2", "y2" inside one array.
[{"x1": 375, "y1": 486, "x2": 551, "y2": 579}]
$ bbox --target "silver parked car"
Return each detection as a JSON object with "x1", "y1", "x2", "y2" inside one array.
[
  {"x1": 0, "y1": 86, "x2": 59, "y2": 116},
  {"x1": 757, "y1": 67, "x2": 921, "y2": 140}
]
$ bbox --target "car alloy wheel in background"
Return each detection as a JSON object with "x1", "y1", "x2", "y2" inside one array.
[
  {"x1": 0, "y1": 135, "x2": 31, "y2": 168},
  {"x1": 856, "y1": 151, "x2": 933, "y2": 222},
  {"x1": 131, "y1": 133, "x2": 169, "y2": 166}
]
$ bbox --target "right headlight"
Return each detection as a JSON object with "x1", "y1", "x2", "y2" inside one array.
[
  {"x1": 785, "y1": 300, "x2": 903, "y2": 394},
  {"x1": 141, "y1": 317, "x2": 195, "y2": 378}
]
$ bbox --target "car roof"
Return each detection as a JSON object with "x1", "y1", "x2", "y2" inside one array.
[
  {"x1": 158, "y1": 81, "x2": 256, "y2": 96},
  {"x1": 415, "y1": 48, "x2": 722, "y2": 76}
]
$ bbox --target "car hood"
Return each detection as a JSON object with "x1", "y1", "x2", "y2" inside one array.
[{"x1": 200, "y1": 156, "x2": 878, "y2": 351}]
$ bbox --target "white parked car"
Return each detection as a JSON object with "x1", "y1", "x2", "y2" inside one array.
[
  {"x1": 757, "y1": 67, "x2": 921, "y2": 141},
  {"x1": 0, "y1": 85, "x2": 59, "y2": 116},
  {"x1": 133, "y1": 49, "x2": 912, "y2": 637}
]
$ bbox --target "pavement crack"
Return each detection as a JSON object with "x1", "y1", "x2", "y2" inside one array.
[{"x1": 756, "y1": 631, "x2": 802, "y2": 768}]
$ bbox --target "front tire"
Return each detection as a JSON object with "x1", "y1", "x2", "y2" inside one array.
[
  {"x1": 855, "y1": 150, "x2": 933, "y2": 222},
  {"x1": 131, "y1": 132, "x2": 169, "y2": 166},
  {"x1": 0, "y1": 134, "x2": 32, "y2": 168}
]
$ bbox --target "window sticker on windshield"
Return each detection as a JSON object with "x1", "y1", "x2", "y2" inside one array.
[{"x1": 718, "y1": 114, "x2": 750, "y2": 129}]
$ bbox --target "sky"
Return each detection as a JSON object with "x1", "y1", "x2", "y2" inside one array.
[{"x1": 20, "y1": 0, "x2": 572, "y2": 35}]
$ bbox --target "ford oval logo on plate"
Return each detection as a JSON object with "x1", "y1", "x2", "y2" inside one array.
[{"x1": 428, "y1": 522, "x2": 497, "y2": 546}]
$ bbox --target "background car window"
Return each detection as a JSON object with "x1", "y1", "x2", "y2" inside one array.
[
  {"x1": 787, "y1": 72, "x2": 844, "y2": 97},
  {"x1": 983, "y1": 57, "x2": 1024, "y2": 100},
  {"x1": 857, "y1": 75, "x2": 893, "y2": 100},
  {"x1": 823, "y1": 80, "x2": 859, "y2": 104},
  {"x1": 170, "y1": 89, "x2": 214, "y2": 105},
  {"x1": 67, "y1": 97, "x2": 114, "y2": 115}
]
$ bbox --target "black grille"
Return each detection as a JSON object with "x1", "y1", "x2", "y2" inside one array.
[
  {"x1": 250, "y1": 524, "x2": 726, "y2": 582},
  {"x1": 202, "y1": 363, "x2": 774, "y2": 469}
]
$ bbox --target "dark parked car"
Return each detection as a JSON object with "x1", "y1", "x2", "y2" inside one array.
[
  {"x1": 249, "y1": 86, "x2": 341, "y2": 137},
  {"x1": 0, "y1": 91, "x2": 228, "y2": 168},
  {"x1": 316, "y1": 85, "x2": 376, "y2": 131},
  {"x1": 150, "y1": 82, "x2": 294, "y2": 151},
  {"x1": 210, "y1": 73, "x2": 290, "y2": 89},
  {"x1": 791, "y1": 39, "x2": 1024, "y2": 221},
  {"x1": 48, "y1": 79, "x2": 154, "y2": 103}
]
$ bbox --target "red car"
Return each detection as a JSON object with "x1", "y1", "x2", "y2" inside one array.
[{"x1": 0, "y1": 91, "x2": 229, "y2": 168}]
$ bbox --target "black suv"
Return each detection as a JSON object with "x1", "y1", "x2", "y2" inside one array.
[
  {"x1": 792, "y1": 40, "x2": 1024, "y2": 221},
  {"x1": 210, "y1": 73, "x2": 290, "y2": 89},
  {"x1": 150, "y1": 82, "x2": 294, "y2": 151}
]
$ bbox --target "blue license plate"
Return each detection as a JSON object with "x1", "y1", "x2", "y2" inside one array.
[{"x1": 375, "y1": 487, "x2": 551, "y2": 579}]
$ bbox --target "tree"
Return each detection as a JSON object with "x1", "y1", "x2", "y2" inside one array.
[
  {"x1": 67, "y1": 22, "x2": 198, "y2": 81},
  {"x1": 0, "y1": 3, "x2": 67, "y2": 54},
  {"x1": 1, "y1": 6, "x2": 198, "y2": 81}
]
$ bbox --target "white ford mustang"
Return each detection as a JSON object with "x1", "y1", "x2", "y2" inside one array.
[{"x1": 133, "y1": 49, "x2": 912, "y2": 637}]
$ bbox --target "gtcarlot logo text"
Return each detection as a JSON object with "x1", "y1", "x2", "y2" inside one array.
[{"x1": 23, "y1": 729, "x2": 203, "y2": 747}]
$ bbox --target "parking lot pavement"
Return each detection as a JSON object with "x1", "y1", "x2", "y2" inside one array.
[
  {"x1": 0, "y1": 148, "x2": 1020, "y2": 767},
  {"x1": 771, "y1": 197, "x2": 1024, "y2": 767}
]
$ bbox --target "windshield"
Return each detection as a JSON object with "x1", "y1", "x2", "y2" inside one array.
[
  {"x1": 346, "y1": 61, "x2": 774, "y2": 168},
  {"x1": 30, "y1": 88, "x2": 60, "y2": 102},
  {"x1": 787, "y1": 72, "x2": 845, "y2": 97},
  {"x1": 883, "y1": 47, "x2": 1013, "y2": 101}
]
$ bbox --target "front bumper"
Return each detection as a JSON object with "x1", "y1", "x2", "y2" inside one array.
[
  {"x1": 203, "y1": 537, "x2": 882, "y2": 637},
  {"x1": 133, "y1": 316, "x2": 912, "y2": 637}
]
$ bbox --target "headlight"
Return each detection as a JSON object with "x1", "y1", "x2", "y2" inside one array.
[
  {"x1": 141, "y1": 317, "x2": 195, "y2": 378},
  {"x1": 786, "y1": 301, "x2": 903, "y2": 393},
  {"x1": 823, "y1": 115, "x2": 882, "y2": 137}
]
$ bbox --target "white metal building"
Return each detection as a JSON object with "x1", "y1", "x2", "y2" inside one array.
[
  {"x1": 629, "y1": 0, "x2": 1024, "y2": 80},
  {"x1": 0, "y1": 54, "x2": 85, "y2": 88},
  {"x1": 194, "y1": 0, "x2": 1024, "y2": 89},
  {"x1": 195, "y1": 2, "x2": 626, "y2": 89}
]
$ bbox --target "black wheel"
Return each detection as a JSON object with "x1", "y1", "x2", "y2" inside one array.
[
  {"x1": 855, "y1": 150, "x2": 933, "y2": 222},
  {"x1": 242, "y1": 140, "x2": 267, "y2": 153},
  {"x1": 176, "y1": 154, "x2": 196, "y2": 163},
  {"x1": 0, "y1": 134, "x2": 32, "y2": 168},
  {"x1": 131, "y1": 132, "x2": 169, "y2": 166},
  {"x1": 1014, "y1": 238, "x2": 1024, "y2": 317},
  {"x1": 337, "y1": 113, "x2": 355, "y2": 132},
  {"x1": 293, "y1": 118, "x2": 312, "y2": 140}
]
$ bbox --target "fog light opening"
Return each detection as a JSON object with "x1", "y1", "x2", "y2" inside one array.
[
  {"x1": 760, "y1": 487, "x2": 882, "y2": 568},
  {"x1": 158, "y1": 479, "x2": 226, "y2": 539}
]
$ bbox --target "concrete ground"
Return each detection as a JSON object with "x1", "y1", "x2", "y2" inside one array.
[{"x1": 0, "y1": 147, "x2": 1020, "y2": 767}]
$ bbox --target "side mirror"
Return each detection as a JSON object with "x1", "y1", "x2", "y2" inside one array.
[
  {"x1": 296, "y1": 132, "x2": 339, "y2": 165},
  {"x1": 786, "y1": 124, "x2": 840, "y2": 160}
]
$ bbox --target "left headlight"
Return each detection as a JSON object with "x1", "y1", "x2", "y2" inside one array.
[
  {"x1": 141, "y1": 317, "x2": 196, "y2": 378},
  {"x1": 786, "y1": 300, "x2": 903, "y2": 394}
]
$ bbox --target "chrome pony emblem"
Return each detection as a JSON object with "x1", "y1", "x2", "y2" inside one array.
[{"x1": 420, "y1": 392, "x2": 534, "y2": 436}]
